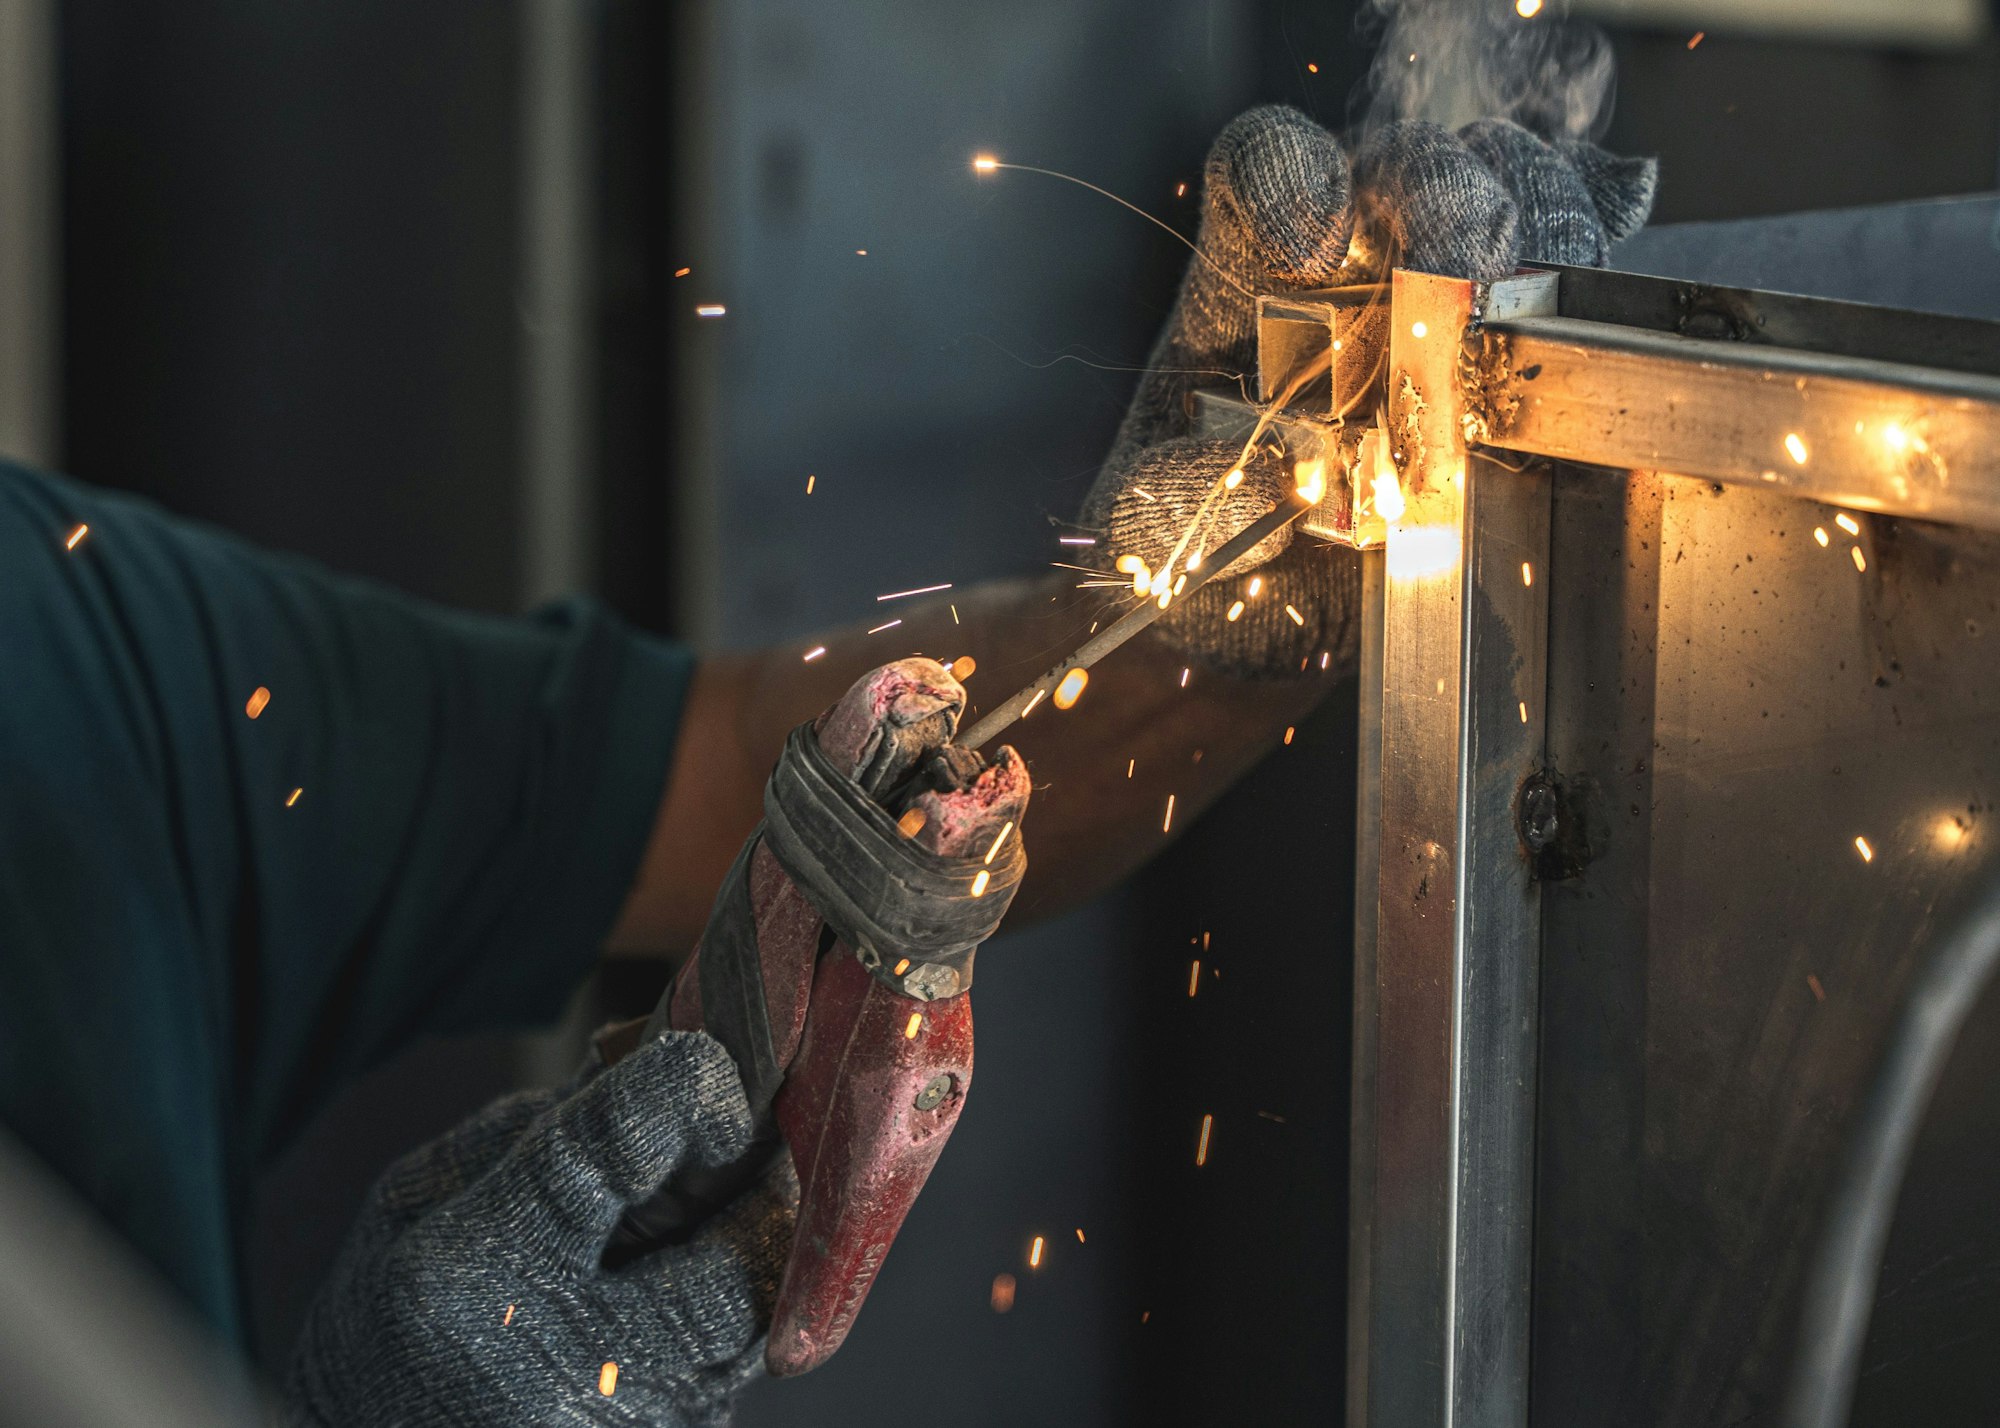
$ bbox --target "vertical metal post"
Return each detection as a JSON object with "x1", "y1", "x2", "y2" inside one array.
[
  {"x1": 1364, "y1": 269, "x2": 1554, "y2": 1427},
  {"x1": 0, "y1": 0, "x2": 60, "y2": 466},
  {"x1": 1349, "y1": 545, "x2": 1385, "y2": 1427},
  {"x1": 518, "y1": 0, "x2": 598, "y2": 606}
]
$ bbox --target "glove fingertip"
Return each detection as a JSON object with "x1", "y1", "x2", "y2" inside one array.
[{"x1": 1557, "y1": 141, "x2": 1659, "y2": 244}]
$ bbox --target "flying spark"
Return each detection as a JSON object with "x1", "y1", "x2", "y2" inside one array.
[
  {"x1": 1053, "y1": 667, "x2": 1089, "y2": 710},
  {"x1": 694, "y1": 304, "x2": 726, "y2": 318},
  {"x1": 503, "y1": 1304, "x2": 515, "y2": 1326},
  {"x1": 898, "y1": 808, "x2": 927, "y2": 838},
  {"x1": 806, "y1": 474, "x2": 815, "y2": 494},
  {"x1": 972, "y1": 154, "x2": 999, "y2": 172},
  {"x1": 1283, "y1": 726, "x2": 1295, "y2": 745},
  {"x1": 905, "y1": 1012, "x2": 924, "y2": 1039},
  {"x1": 1076, "y1": 1228, "x2": 1086, "y2": 1243},
  {"x1": 1058, "y1": 536, "x2": 1096, "y2": 546},
  {"x1": 1029, "y1": 1236, "x2": 1045, "y2": 1269},
  {"x1": 64, "y1": 523, "x2": 90, "y2": 551},
  {"x1": 285, "y1": 787, "x2": 303, "y2": 807},
  {"x1": 951, "y1": 655, "x2": 977, "y2": 680},
  {"x1": 245, "y1": 687, "x2": 271, "y2": 719},
  {"x1": 985, "y1": 821, "x2": 1015, "y2": 864},
  {"x1": 1285, "y1": 604, "x2": 1305, "y2": 626},
  {"x1": 1306, "y1": 61, "x2": 1319, "y2": 73},
  {"x1": 1188, "y1": 960, "x2": 1201, "y2": 997},
  {"x1": 802, "y1": 646, "x2": 827, "y2": 662},
  {"x1": 673, "y1": 266, "x2": 691, "y2": 277},
  {"x1": 1687, "y1": 29, "x2": 1705, "y2": 48},
  {"x1": 1852, "y1": 546, "x2": 1867, "y2": 572},
  {"x1": 1835, "y1": 512, "x2": 1860, "y2": 536},
  {"x1": 1521, "y1": 562, "x2": 1534, "y2": 587},
  {"x1": 1410, "y1": 321, "x2": 1428, "y2": 339},
  {"x1": 1519, "y1": 701, "x2": 1529, "y2": 723},
  {"x1": 1163, "y1": 794, "x2": 1176, "y2": 833},
  {"x1": 1814, "y1": 527, "x2": 1830, "y2": 547},
  {"x1": 1248, "y1": 576, "x2": 1262, "y2": 597},
  {"x1": 1784, "y1": 432, "x2": 1810, "y2": 465},
  {"x1": 877, "y1": 582, "x2": 953, "y2": 602},
  {"x1": 1195, "y1": 1114, "x2": 1214, "y2": 1166},
  {"x1": 991, "y1": 1274, "x2": 1016, "y2": 1312},
  {"x1": 1179, "y1": 666, "x2": 1190, "y2": 688},
  {"x1": 951, "y1": 604, "x2": 960, "y2": 624},
  {"x1": 1021, "y1": 688, "x2": 1047, "y2": 717},
  {"x1": 971, "y1": 869, "x2": 992, "y2": 898},
  {"x1": 1226, "y1": 600, "x2": 1244, "y2": 621},
  {"x1": 599, "y1": 1363, "x2": 619, "y2": 1397},
  {"x1": 1127, "y1": 758, "x2": 1135, "y2": 778},
  {"x1": 867, "y1": 619, "x2": 903, "y2": 634},
  {"x1": 1854, "y1": 835, "x2": 1875, "y2": 863},
  {"x1": 1807, "y1": 974, "x2": 1826, "y2": 1002}
]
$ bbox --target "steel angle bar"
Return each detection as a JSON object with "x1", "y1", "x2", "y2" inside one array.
[
  {"x1": 1361, "y1": 268, "x2": 1555, "y2": 1428},
  {"x1": 1474, "y1": 316, "x2": 2000, "y2": 530}
]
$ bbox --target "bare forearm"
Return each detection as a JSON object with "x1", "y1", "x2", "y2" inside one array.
[{"x1": 608, "y1": 571, "x2": 1342, "y2": 955}]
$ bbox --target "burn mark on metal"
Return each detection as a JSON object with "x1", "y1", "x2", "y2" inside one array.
[{"x1": 1516, "y1": 767, "x2": 1596, "y2": 881}]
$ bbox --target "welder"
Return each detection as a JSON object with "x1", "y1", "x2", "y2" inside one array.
[{"x1": 0, "y1": 107, "x2": 1650, "y2": 1424}]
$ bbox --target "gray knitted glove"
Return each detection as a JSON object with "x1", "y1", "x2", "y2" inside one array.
[
  {"x1": 1083, "y1": 105, "x2": 1656, "y2": 677},
  {"x1": 285, "y1": 1030, "x2": 796, "y2": 1428}
]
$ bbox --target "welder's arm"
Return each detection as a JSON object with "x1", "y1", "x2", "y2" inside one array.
[{"x1": 608, "y1": 572, "x2": 1328, "y2": 954}]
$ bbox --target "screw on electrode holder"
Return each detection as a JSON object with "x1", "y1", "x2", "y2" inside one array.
[
  {"x1": 1516, "y1": 767, "x2": 1595, "y2": 881},
  {"x1": 914, "y1": 1074, "x2": 953, "y2": 1112}
]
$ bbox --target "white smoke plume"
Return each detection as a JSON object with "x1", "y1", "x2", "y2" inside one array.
[{"x1": 1356, "y1": 0, "x2": 1617, "y2": 141}]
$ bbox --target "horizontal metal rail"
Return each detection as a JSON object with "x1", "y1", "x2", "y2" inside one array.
[{"x1": 1479, "y1": 316, "x2": 2000, "y2": 531}]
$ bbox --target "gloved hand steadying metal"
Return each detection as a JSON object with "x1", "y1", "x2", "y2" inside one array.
[
  {"x1": 283, "y1": 1030, "x2": 795, "y2": 1427},
  {"x1": 1081, "y1": 105, "x2": 1658, "y2": 677}
]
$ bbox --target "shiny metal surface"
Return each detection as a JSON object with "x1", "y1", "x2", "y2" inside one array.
[
  {"x1": 1354, "y1": 250, "x2": 2000, "y2": 1428},
  {"x1": 1361, "y1": 270, "x2": 1554, "y2": 1428}
]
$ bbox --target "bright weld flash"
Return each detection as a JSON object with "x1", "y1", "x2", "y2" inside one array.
[
  {"x1": 1294, "y1": 459, "x2": 1325, "y2": 505},
  {"x1": 1053, "y1": 667, "x2": 1089, "y2": 710},
  {"x1": 1516, "y1": 0, "x2": 1543, "y2": 14}
]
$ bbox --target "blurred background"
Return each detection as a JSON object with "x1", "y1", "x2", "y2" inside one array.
[{"x1": 2, "y1": 0, "x2": 1996, "y2": 1423}]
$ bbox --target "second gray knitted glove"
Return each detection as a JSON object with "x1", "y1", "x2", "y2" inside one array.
[
  {"x1": 1082, "y1": 105, "x2": 1656, "y2": 677},
  {"x1": 285, "y1": 1030, "x2": 795, "y2": 1428}
]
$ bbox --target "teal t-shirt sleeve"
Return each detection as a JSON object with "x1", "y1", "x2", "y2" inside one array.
[{"x1": 0, "y1": 464, "x2": 691, "y2": 1246}]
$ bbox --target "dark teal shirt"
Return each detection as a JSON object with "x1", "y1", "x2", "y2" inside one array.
[{"x1": 0, "y1": 463, "x2": 693, "y2": 1343}]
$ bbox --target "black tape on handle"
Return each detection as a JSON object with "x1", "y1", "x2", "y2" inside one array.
[{"x1": 761, "y1": 723, "x2": 1024, "y2": 994}]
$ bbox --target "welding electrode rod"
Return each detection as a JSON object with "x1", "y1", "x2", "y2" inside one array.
[{"x1": 957, "y1": 492, "x2": 1316, "y2": 751}]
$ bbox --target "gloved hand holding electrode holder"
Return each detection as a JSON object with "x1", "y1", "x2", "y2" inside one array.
[{"x1": 601, "y1": 657, "x2": 1029, "y2": 1377}]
